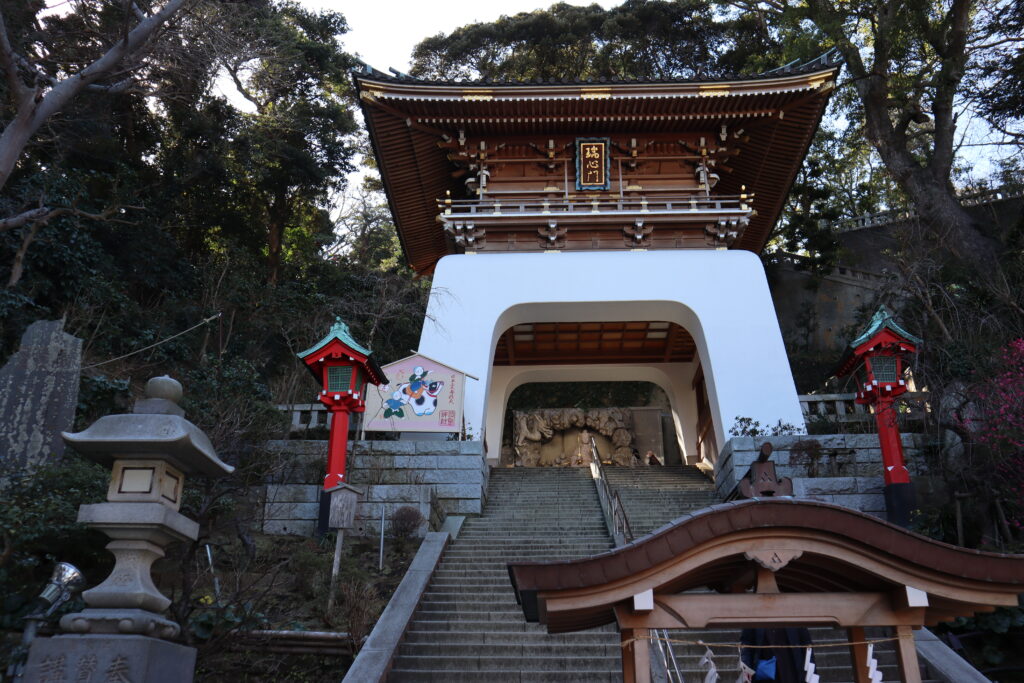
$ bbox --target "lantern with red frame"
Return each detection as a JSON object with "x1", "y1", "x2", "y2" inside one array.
[
  {"x1": 298, "y1": 318, "x2": 388, "y2": 490},
  {"x1": 835, "y1": 306, "x2": 922, "y2": 527}
]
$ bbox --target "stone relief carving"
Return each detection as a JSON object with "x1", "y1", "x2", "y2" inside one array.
[{"x1": 510, "y1": 408, "x2": 639, "y2": 467}]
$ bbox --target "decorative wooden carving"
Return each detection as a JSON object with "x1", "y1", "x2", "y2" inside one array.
[
  {"x1": 445, "y1": 221, "x2": 486, "y2": 249},
  {"x1": 623, "y1": 220, "x2": 653, "y2": 248},
  {"x1": 537, "y1": 221, "x2": 566, "y2": 249},
  {"x1": 745, "y1": 549, "x2": 804, "y2": 572}
]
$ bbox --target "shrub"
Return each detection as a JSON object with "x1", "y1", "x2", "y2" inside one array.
[{"x1": 388, "y1": 506, "x2": 424, "y2": 545}]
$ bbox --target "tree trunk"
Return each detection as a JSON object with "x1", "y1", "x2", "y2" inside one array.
[
  {"x1": 6, "y1": 220, "x2": 43, "y2": 288},
  {"x1": 266, "y1": 189, "x2": 288, "y2": 285},
  {"x1": 902, "y1": 170, "x2": 999, "y2": 269}
]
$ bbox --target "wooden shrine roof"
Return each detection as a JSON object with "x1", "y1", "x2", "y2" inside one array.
[
  {"x1": 508, "y1": 498, "x2": 1024, "y2": 633},
  {"x1": 355, "y1": 53, "x2": 841, "y2": 275},
  {"x1": 493, "y1": 321, "x2": 695, "y2": 366}
]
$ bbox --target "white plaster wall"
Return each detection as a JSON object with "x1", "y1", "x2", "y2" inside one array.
[
  {"x1": 488, "y1": 363, "x2": 698, "y2": 465},
  {"x1": 418, "y1": 250, "x2": 804, "y2": 461}
]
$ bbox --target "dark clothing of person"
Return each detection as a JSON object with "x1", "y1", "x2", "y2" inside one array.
[{"x1": 740, "y1": 627, "x2": 813, "y2": 682}]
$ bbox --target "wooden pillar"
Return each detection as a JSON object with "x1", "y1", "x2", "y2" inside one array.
[
  {"x1": 621, "y1": 628, "x2": 651, "y2": 683},
  {"x1": 847, "y1": 627, "x2": 871, "y2": 683},
  {"x1": 895, "y1": 625, "x2": 922, "y2": 683}
]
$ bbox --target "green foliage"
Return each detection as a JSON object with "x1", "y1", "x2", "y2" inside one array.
[
  {"x1": 507, "y1": 381, "x2": 665, "y2": 412},
  {"x1": 0, "y1": 456, "x2": 109, "y2": 624},
  {"x1": 410, "y1": 0, "x2": 761, "y2": 82},
  {"x1": 75, "y1": 375, "x2": 130, "y2": 431},
  {"x1": 728, "y1": 416, "x2": 799, "y2": 438},
  {"x1": 189, "y1": 603, "x2": 270, "y2": 642}
]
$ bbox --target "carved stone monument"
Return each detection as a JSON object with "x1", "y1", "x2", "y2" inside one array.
[
  {"x1": 22, "y1": 376, "x2": 234, "y2": 683},
  {"x1": 0, "y1": 319, "x2": 81, "y2": 471}
]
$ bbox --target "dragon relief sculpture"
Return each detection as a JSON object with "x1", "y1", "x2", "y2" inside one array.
[{"x1": 509, "y1": 407, "x2": 638, "y2": 467}]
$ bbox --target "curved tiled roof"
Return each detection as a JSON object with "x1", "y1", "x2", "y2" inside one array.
[
  {"x1": 508, "y1": 498, "x2": 1024, "y2": 633},
  {"x1": 355, "y1": 54, "x2": 842, "y2": 275},
  {"x1": 355, "y1": 50, "x2": 842, "y2": 87}
]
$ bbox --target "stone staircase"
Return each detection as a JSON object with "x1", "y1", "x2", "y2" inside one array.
[
  {"x1": 602, "y1": 465, "x2": 719, "y2": 536},
  {"x1": 389, "y1": 467, "x2": 622, "y2": 681},
  {"x1": 603, "y1": 464, "x2": 928, "y2": 682}
]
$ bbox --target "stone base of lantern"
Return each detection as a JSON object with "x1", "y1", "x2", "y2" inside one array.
[
  {"x1": 60, "y1": 607, "x2": 180, "y2": 639},
  {"x1": 884, "y1": 481, "x2": 916, "y2": 528},
  {"x1": 24, "y1": 634, "x2": 196, "y2": 683}
]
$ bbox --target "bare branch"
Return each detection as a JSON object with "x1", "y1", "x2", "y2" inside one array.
[
  {"x1": 0, "y1": 8, "x2": 30, "y2": 97},
  {"x1": 0, "y1": 0, "x2": 195, "y2": 193},
  {"x1": 0, "y1": 206, "x2": 61, "y2": 233},
  {"x1": 85, "y1": 78, "x2": 137, "y2": 94}
]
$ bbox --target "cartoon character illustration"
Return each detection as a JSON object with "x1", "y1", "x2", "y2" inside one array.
[{"x1": 381, "y1": 366, "x2": 446, "y2": 419}]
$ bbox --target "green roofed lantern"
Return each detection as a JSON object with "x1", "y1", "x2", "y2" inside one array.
[{"x1": 297, "y1": 317, "x2": 388, "y2": 490}]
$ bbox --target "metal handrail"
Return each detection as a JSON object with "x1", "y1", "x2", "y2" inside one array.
[
  {"x1": 588, "y1": 437, "x2": 634, "y2": 545},
  {"x1": 587, "y1": 438, "x2": 683, "y2": 681}
]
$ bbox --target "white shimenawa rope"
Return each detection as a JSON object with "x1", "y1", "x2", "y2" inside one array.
[{"x1": 82, "y1": 312, "x2": 222, "y2": 369}]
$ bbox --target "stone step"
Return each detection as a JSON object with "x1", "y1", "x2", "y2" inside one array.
[
  {"x1": 394, "y1": 655, "x2": 621, "y2": 672},
  {"x1": 440, "y1": 549, "x2": 609, "y2": 558},
  {"x1": 403, "y1": 630, "x2": 616, "y2": 645},
  {"x1": 389, "y1": 670, "x2": 621, "y2": 682},
  {"x1": 399, "y1": 643, "x2": 620, "y2": 658}
]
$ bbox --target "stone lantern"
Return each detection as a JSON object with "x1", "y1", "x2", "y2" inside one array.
[
  {"x1": 297, "y1": 317, "x2": 388, "y2": 490},
  {"x1": 23, "y1": 376, "x2": 233, "y2": 683},
  {"x1": 835, "y1": 306, "x2": 922, "y2": 527}
]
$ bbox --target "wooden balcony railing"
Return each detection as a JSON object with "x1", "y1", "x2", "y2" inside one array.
[{"x1": 438, "y1": 192, "x2": 751, "y2": 228}]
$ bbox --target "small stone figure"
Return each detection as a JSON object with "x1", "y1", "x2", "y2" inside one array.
[{"x1": 738, "y1": 442, "x2": 794, "y2": 498}]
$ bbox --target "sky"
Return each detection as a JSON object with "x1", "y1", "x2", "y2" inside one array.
[
  {"x1": 300, "y1": 0, "x2": 620, "y2": 74},
  {"x1": 300, "y1": 0, "x2": 1003, "y2": 181}
]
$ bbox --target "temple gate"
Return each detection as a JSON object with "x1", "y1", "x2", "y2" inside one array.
[{"x1": 356, "y1": 53, "x2": 841, "y2": 464}]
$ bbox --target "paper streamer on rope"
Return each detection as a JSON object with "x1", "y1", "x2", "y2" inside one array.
[
  {"x1": 866, "y1": 643, "x2": 884, "y2": 683},
  {"x1": 804, "y1": 647, "x2": 820, "y2": 683},
  {"x1": 736, "y1": 661, "x2": 756, "y2": 683},
  {"x1": 699, "y1": 646, "x2": 719, "y2": 683}
]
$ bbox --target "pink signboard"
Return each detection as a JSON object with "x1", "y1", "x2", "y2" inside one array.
[{"x1": 362, "y1": 354, "x2": 466, "y2": 433}]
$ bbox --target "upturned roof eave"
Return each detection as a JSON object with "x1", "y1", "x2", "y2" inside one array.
[
  {"x1": 354, "y1": 79, "x2": 420, "y2": 274},
  {"x1": 353, "y1": 51, "x2": 842, "y2": 98}
]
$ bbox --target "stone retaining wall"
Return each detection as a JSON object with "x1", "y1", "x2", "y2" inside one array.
[
  {"x1": 714, "y1": 434, "x2": 928, "y2": 519},
  {"x1": 261, "y1": 440, "x2": 487, "y2": 537}
]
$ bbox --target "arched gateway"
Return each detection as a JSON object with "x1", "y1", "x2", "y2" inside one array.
[
  {"x1": 355, "y1": 53, "x2": 842, "y2": 465},
  {"x1": 509, "y1": 499, "x2": 1024, "y2": 683}
]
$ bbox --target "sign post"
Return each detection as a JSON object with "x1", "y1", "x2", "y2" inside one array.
[{"x1": 325, "y1": 483, "x2": 362, "y2": 611}]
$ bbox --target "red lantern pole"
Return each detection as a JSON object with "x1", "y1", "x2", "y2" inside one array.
[
  {"x1": 874, "y1": 392, "x2": 914, "y2": 526},
  {"x1": 874, "y1": 395, "x2": 910, "y2": 486},
  {"x1": 324, "y1": 407, "x2": 351, "y2": 490}
]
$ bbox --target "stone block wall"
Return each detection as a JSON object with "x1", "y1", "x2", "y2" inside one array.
[
  {"x1": 261, "y1": 440, "x2": 487, "y2": 537},
  {"x1": 714, "y1": 433, "x2": 928, "y2": 519}
]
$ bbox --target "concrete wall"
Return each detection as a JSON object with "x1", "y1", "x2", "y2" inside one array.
[
  {"x1": 419, "y1": 250, "x2": 806, "y2": 462},
  {"x1": 261, "y1": 440, "x2": 487, "y2": 537},
  {"x1": 714, "y1": 434, "x2": 927, "y2": 519}
]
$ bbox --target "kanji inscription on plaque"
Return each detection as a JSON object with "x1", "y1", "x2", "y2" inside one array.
[{"x1": 575, "y1": 138, "x2": 611, "y2": 190}]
